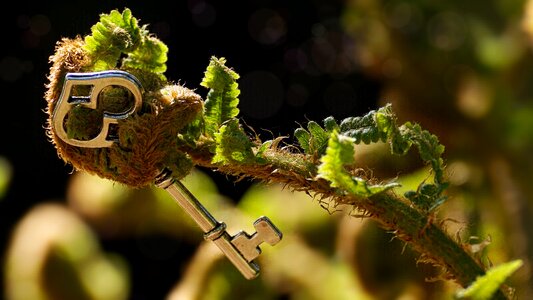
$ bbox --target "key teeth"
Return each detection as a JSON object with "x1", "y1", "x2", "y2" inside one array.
[
  {"x1": 230, "y1": 216, "x2": 283, "y2": 262},
  {"x1": 231, "y1": 231, "x2": 258, "y2": 262},
  {"x1": 254, "y1": 216, "x2": 283, "y2": 245}
]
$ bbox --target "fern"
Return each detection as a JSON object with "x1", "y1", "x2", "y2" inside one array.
[
  {"x1": 317, "y1": 130, "x2": 398, "y2": 197},
  {"x1": 295, "y1": 104, "x2": 447, "y2": 211},
  {"x1": 122, "y1": 35, "x2": 168, "y2": 74},
  {"x1": 399, "y1": 123, "x2": 446, "y2": 184},
  {"x1": 339, "y1": 106, "x2": 389, "y2": 144},
  {"x1": 84, "y1": 8, "x2": 167, "y2": 78},
  {"x1": 213, "y1": 119, "x2": 255, "y2": 164},
  {"x1": 295, "y1": 121, "x2": 330, "y2": 158},
  {"x1": 395, "y1": 123, "x2": 447, "y2": 211},
  {"x1": 84, "y1": 8, "x2": 143, "y2": 70},
  {"x1": 200, "y1": 57, "x2": 241, "y2": 137}
]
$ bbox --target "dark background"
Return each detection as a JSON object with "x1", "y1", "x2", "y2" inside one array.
[{"x1": 0, "y1": 1, "x2": 379, "y2": 298}]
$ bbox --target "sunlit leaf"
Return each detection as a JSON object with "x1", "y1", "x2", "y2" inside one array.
[
  {"x1": 318, "y1": 131, "x2": 397, "y2": 197},
  {"x1": 213, "y1": 119, "x2": 254, "y2": 164},
  {"x1": 201, "y1": 57, "x2": 240, "y2": 137},
  {"x1": 455, "y1": 260, "x2": 523, "y2": 300}
]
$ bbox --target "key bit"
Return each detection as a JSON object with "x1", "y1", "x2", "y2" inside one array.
[
  {"x1": 154, "y1": 169, "x2": 262, "y2": 279},
  {"x1": 231, "y1": 217, "x2": 282, "y2": 262},
  {"x1": 50, "y1": 70, "x2": 283, "y2": 280}
]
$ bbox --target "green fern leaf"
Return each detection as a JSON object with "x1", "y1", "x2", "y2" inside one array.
[
  {"x1": 323, "y1": 116, "x2": 340, "y2": 132},
  {"x1": 401, "y1": 123, "x2": 445, "y2": 184},
  {"x1": 455, "y1": 260, "x2": 522, "y2": 300},
  {"x1": 122, "y1": 35, "x2": 168, "y2": 74},
  {"x1": 318, "y1": 131, "x2": 397, "y2": 197},
  {"x1": 294, "y1": 128, "x2": 311, "y2": 154},
  {"x1": 294, "y1": 117, "x2": 339, "y2": 157},
  {"x1": 315, "y1": 104, "x2": 447, "y2": 205},
  {"x1": 339, "y1": 105, "x2": 391, "y2": 144},
  {"x1": 177, "y1": 114, "x2": 204, "y2": 148},
  {"x1": 83, "y1": 8, "x2": 168, "y2": 78},
  {"x1": 254, "y1": 140, "x2": 273, "y2": 164},
  {"x1": 307, "y1": 121, "x2": 330, "y2": 156},
  {"x1": 317, "y1": 131, "x2": 360, "y2": 193},
  {"x1": 201, "y1": 57, "x2": 240, "y2": 137},
  {"x1": 213, "y1": 119, "x2": 254, "y2": 164},
  {"x1": 84, "y1": 8, "x2": 143, "y2": 70},
  {"x1": 404, "y1": 183, "x2": 448, "y2": 212}
]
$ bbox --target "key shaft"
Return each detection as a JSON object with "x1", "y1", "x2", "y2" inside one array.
[{"x1": 154, "y1": 170, "x2": 259, "y2": 279}]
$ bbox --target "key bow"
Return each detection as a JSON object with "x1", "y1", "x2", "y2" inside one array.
[{"x1": 51, "y1": 70, "x2": 143, "y2": 148}]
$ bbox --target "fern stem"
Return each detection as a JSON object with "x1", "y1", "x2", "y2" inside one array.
[{"x1": 186, "y1": 144, "x2": 507, "y2": 299}]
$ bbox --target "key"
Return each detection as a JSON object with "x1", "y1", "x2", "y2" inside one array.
[
  {"x1": 155, "y1": 169, "x2": 282, "y2": 279},
  {"x1": 51, "y1": 70, "x2": 283, "y2": 279}
]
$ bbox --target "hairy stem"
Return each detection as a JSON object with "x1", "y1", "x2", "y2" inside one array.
[{"x1": 185, "y1": 143, "x2": 507, "y2": 299}]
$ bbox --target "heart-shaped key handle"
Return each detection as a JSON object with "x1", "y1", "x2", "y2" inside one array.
[{"x1": 51, "y1": 70, "x2": 143, "y2": 148}]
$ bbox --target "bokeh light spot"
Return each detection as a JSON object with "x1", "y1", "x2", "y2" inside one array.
[
  {"x1": 240, "y1": 70, "x2": 284, "y2": 119},
  {"x1": 427, "y1": 12, "x2": 466, "y2": 51},
  {"x1": 381, "y1": 58, "x2": 402, "y2": 78},
  {"x1": 323, "y1": 82, "x2": 358, "y2": 116},
  {"x1": 151, "y1": 22, "x2": 171, "y2": 39},
  {"x1": 310, "y1": 37, "x2": 336, "y2": 73},
  {"x1": 0, "y1": 57, "x2": 26, "y2": 82},
  {"x1": 284, "y1": 48, "x2": 308, "y2": 72},
  {"x1": 286, "y1": 84, "x2": 309, "y2": 107},
  {"x1": 386, "y1": 2, "x2": 413, "y2": 29},
  {"x1": 311, "y1": 23, "x2": 327, "y2": 37},
  {"x1": 189, "y1": 1, "x2": 216, "y2": 28},
  {"x1": 248, "y1": 9, "x2": 287, "y2": 45},
  {"x1": 456, "y1": 74, "x2": 492, "y2": 119},
  {"x1": 0, "y1": 156, "x2": 12, "y2": 200},
  {"x1": 30, "y1": 14, "x2": 51, "y2": 36},
  {"x1": 384, "y1": 2, "x2": 423, "y2": 34}
]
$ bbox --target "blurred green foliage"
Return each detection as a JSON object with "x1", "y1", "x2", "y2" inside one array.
[
  {"x1": 4, "y1": 203, "x2": 129, "y2": 300},
  {"x1": 0, "y1": 156, "x2": 12, "y2": 200},
  {"x1": 4, "y1": 168, "x2": 458, "y2": 299},
  {"x1": 341, "y1": 0, "x2": 533, "y2": 298}
]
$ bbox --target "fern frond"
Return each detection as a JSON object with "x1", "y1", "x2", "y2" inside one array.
[
  {"x1": 200, "y1": 57, "x2": 241, "y2": 137},
  {"x1": 83, "y1": 8, "x2": 167, "y2": 78},
  {"x1": 317, "y1": 130, "x2": 398, "y2": 197},
  {"x1": 339, "y1": 105, "x2": 391, "y2": 144},
  {"x1": 213, "y1": 119, "x2": 255, "y2": 164},
  {"x1": 122, "y1": 35, "x2": 168, "y2": 74},
  {"x1": 294, "y1": 118, "x2": 339, "y2": 158},
  {"x1": 329, "y1": 104, "x2": 446, "y2": 210},
  {"x1": 84, "y1": 8, "x2": 143, "y2": 70}
]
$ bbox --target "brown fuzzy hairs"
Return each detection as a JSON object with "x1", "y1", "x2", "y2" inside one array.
[{"x1": 45, "y1": 37, "x2": 203, "y2": 187}]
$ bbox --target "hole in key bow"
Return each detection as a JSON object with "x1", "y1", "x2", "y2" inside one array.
[
  {"x1": 52, "y1": 70, "x2": 143, "y2": 148},
  {"x1": 63, "y1": 85, "x2": 138, "y2": 141}
]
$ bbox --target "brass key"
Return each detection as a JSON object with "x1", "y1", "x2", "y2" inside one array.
[
  {"x1": 155, "y1": 169, "x2": 281, "y2": 279},
  {"x1": 51, "y1": 70, "x2": 282, "y2": 279}
]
